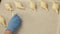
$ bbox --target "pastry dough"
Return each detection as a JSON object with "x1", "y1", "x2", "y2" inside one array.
[
  {"x1": 4, "y1": 3, "x2": 14, "y2": 16},
  {"x1": 40, "y1": 0, "x2": 48, "y2": 11},
  {"x1": 0, "y1": 16, "x2": 6, "y2": 27},
  {"x1": 14, "y1": 0, "x2": 24, "y2": 9},
  {"x1": 52, "y1": 2, "x2": 59, "y2": 14},
  {"x1": 29, "y1": 0, "x2": 37, "y2": 11},
  {"x1": 4, "y1": 3, "x2": 14, "y2": 11}
]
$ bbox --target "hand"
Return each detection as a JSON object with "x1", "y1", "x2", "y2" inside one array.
[{"x1": 6, "y1": 14, "x2": 22, "y2": 33}]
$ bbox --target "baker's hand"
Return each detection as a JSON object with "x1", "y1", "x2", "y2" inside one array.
[{"x1": 6, "y1": 14, "x2": 22, "y2": 33}]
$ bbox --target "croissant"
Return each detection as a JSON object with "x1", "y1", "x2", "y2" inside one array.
[
  {"x1": 14, "y1": 0, "x2": 24, "y2": 9},
  {"x1": 52, "y1": 2, "x2": 59, "y2": 14},
  {"x1": 40, "y1": 0, "x2": 48, "y2": 11},
  {"x1": 29, "y1": 0, "x2": 37, "y2": 11},
  {"x1": 4, "y1": 3, "x2": 14, "y2": 11},
  {"x1": 0, "y1": 16, "x2": 6, "y2": 27}
]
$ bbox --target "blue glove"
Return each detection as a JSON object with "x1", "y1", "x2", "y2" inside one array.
[{"x1": 6, "y1": 14, "x2": 22, "y2": 33}]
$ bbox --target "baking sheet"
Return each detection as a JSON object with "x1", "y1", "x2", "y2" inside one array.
[{"x1": 0, "y1": 0, "x2": 60, "y2": 34}]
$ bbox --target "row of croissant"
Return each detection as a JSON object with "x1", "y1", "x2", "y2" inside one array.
[
  {"x1": 4, "y1": 0, "x2": 59, "y2": 14},
  {"x1": 0, "y1": 0, "x2": 59, "y2": 27}
]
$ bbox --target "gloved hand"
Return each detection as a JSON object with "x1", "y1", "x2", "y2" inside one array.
[{"x1": 6, "y1": 14, "x2": 22, "y2": 33}]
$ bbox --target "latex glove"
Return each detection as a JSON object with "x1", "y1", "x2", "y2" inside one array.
[{"x1": 6, "y1": 14, "x2": 22, "y2": 33}]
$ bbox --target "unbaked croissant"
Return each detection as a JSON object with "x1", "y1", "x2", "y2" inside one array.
[
  {"x1": 14, "y1": 0, "x2": 24, "y2": 9},
  {"x1": 52, "y1": 2, "x2": 59, "y2": 14},
  {"x1": 29, "y1": 0, "x2": 37, "y2": 11},
  {"x1": 4, "y1": 3, "x2": 14, "y2": 11},
  {"x1": 40, "y1": 0, "x2": 48, "y2": 11},
  {"x1": 0, "y1": 16, "x2": 6, "y2": 27}
]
